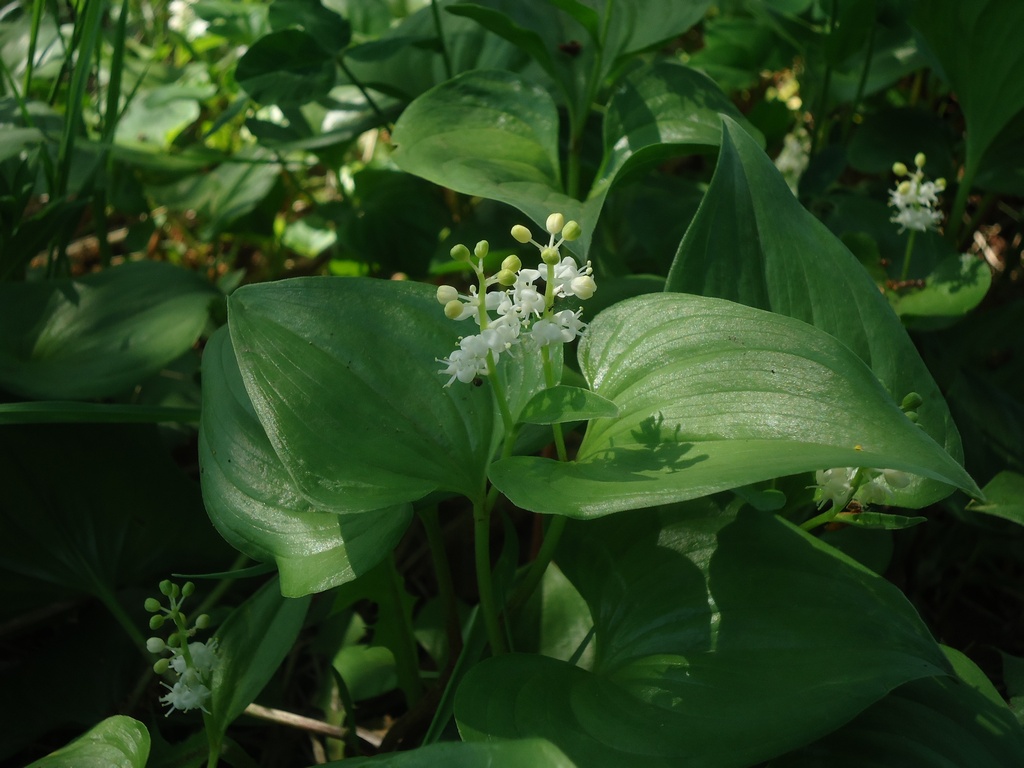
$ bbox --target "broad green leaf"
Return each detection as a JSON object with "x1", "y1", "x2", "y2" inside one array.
[
  {"x1": 490, "y1": 293, "x2": 978, "y2": 519},
  {"x1": 335, "y1": 738, "x2": 577, "y2": 767},
  {"x1": 456, "y1": 505, "x2": 951, "y2": 766},
  {"x1": 228, "y1": 277, "x2": 514, "y2": 512},
  {"x1": 967, "y1": 471, "x2": 1024, "y2": 527},
  {"x1": 913, "y1": 0, "x2": 1024, "y2": 188},
  {"x1": 208, "y1": 576, "x2": 311, "y2": 736},
  {"x1": 392, "y1": 65, "x2": 756, "y2": 255},
  {"x1": 114, "y1": 82, "x2": 213, "y2": 149},
  {"x1": 26, "y1": 716, "x2": 149, "y2": 768},
  {"x1": 890, "y1": 253, "x2": 991, "y2": 328},
  {"x1": 769, "y1": 674, "x2": 1024, "y2": 766},
  {"x1": 235, "y1": 29, "x2": 337, "y2": 106},
  {"x1": 519, "y1": 385, "x2": 618, "y2": 425},
  {"x1": 199, "y1": 328, "x2": 412, "y2": 597},
  {"x1": 267, "y1": 0, "x2": 351, "y2": 53},
  {"x1": 833, "y1": 511, "x2": 927, "y2": 530},
  {"x1": 0, "y1": 261, "x2": 218, "y2": 400},
  {"x1": 666, "y1": 116, "x2": 967, "y2": 507}
]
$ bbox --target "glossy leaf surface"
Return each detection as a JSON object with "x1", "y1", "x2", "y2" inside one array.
[
  {"x1": 0, "y1": 261, "x2": 218, "y2": 400},
  {"x1": 199, "y1": 328, "x2": 411, "y2": 597},
  {"x1": 456, "y1": 505, "x2": 951, "y2": 766},
  {"x1": 26, "y1": 716, "x2": 149, "y2": 768},
  {"x1": 666, "y1": 116, "x2": 966, "y2": 507},
  {"x1": 338, "y1": 738, "x2": 576, "y2": 767},
  {"x1": 490, "y1": 293, "x2": 978, "y2": 518}
]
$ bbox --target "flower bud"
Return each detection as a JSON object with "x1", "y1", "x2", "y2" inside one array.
[
  {"x1": 935, "y1": 178, "x2": 946, "y2": 191},
  {"x1": 495, "y1": 269, "x2": 517, "y2": 286},
  {"x1": 147, "y1": 637, "x2": 167, "y2": 654},
  {"x1": 905, "y1": 411, "x2": 919, "y2": 423},
  {"x1": 159, "y1": 580, "x2": 174, "y2": 596},
  {"x1": 883, "y1": 469, "x2": 912, "y2": 488},
  {"x1": 561, "y1": 220, "x2": 581, "y2": 241},
  {"x1": 914, "y1": 152, "x2": 926, "y2": 168},
  {"x1": 144, "y1": 597, "x2": 162, "y2": 612},
  {"x1": 444, "y1": 299, "x2": 466, "y2": 320},
  {"x1": 474, "y1": 240, "x2": 489, "y2": 259},
  {"x1": 541, "y1": 246, "x2": 560, "y2": 265},
  {"x1": 182, "y1": 582, "x2": 195, "y2": 598},
  {"x1": 900, "y1": 392, "x2": 923, "y2": 411},
  {"x1": 450, "y1": 244, "x2": 472, "y2": 262},
  {"x1": 897, "y1": 180, "x2": 912, "y2": 195},
  {"x1": 511, "y1": 224, "x2": 532, "y2": 244},
  {"x1": 167, "y1": 633, "x2": 181, "y2": 648},
  {"x1": 501, "y1": 255, "x2": 522, "y2": 273},
  {"x1": 892, "y1": 162, "x2": 908, "y2": 176},
  {"x1": 195, "y1": 614, "x2": 211, "y2": 630},
  {"x1": 545, "y1": 212, "x2": 565, "y2": 234},
  {"x1": 436, "y1": 285, "x2": 459, "y2": 305},
  {"x1": 571, "y1": 275, "x2": 597, "y2": 300},
  {"x1": 149, "y1": 615, "x2": 166, "y2": 630},
  {"x1": 153, "y1": 658, "x2": 170, "y2": 675}
]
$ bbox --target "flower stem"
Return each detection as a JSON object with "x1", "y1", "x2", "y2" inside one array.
[
  {"x1": 800, "y1": 508, "x2": 838, "y2": 532},
  {"x1": 418, "y1": 505, "x2": 462, "y2": 660},
  {"x1": 473, "y1": 495, "x2": 508, "y2": 655},
  {"x1": 900, "y1": 229, "x2": 917, "y2": 281},
  {"x1": 507, "y1": 515, "x2": 568, "y2": 614}
]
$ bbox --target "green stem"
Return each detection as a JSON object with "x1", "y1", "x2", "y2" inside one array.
[
  {"x1": 810, "y1": 0, "x2": 839, "y2": 156},
  {"x1": 473, "y1": 495, "x2": 507, "y2": 655},
  {"x1": 948, "y1": 163, "x2": 977, "y2": 245},
  {"x1": 337, "y1": 56, "x2": 389, "y2": 129},
  {"x1": 385, "y1": 553, "x2": 425, "y2": 704},
  {"x1": 418, "y1": 505, "x2": 462, "y2": 659},
  {"x1": 900, "y1": 229, "x2": 917, "y2": 280},
  {"x1": 840, "y1": 21, "x2": 875, "y2": 144},
  {"x1": 800, "y1": 508, "x2": 838, "y2": 532},
  {"x1": 507, "y1": 515, "x2": 568, "y2": 614},
  {"x1": 94, "y1": 583, "x2": 149, "y2": 657},
  {"x1": 430, "y1": 0, "x2": 453, "y2": 81}
]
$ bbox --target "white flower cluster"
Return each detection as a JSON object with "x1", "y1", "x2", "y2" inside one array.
[
  {"x1": 154, "y1": 639, "x2": 219, "y2": 715},
  {"x1": 815, "y1": 466, "x2": 912, "y2": 510},
  {"x1": 145, "y1": 580, "x2": 220, "y2": 716},
  {"x1": 774, "y1": 128, "x2": 810, "y2": 195},
  {"x1": 889, "y1": 153, "x2": 946, "y2": 233},
  {"x1": 436, "y1": 213, "x2": 596, "y2": 387},
  {"x1": 168, "y1": 0, "x2": 209, "y2": 41}
]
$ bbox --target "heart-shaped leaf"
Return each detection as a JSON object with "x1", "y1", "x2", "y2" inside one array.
[
  {"x1": 490, "y1": 293, "x2": 978, "y2": 519},
  {"x1": 456, "y1": 504, "x2": 951, "y2": 766},
  {"x1": 0, "y1": 261, "x2": 218, "y2": 400},
  {"x1": 199, "y1": 327, "x2": 412, "y2": 597},
  {"x1": 235, "y1": 29, "x2": 337, "y2": 106},
  {"x1": 666, "y1": 116, "x2": 968, "y2": 507},
  {"x1": 26, "y1": 716, "x2": 149, "y2": 768}
]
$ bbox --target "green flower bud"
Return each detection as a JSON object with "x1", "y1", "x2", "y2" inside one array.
[
  {"x1": 495, "y1": 269, "x2": 517, "y2": 286},
  {"x1": 167, "y1": 633, "x2": 181, "y2": 648},
  {"x1": 897, "y1": 180, "x2": 912, "y2": 195},
  {"x1": 146, "y1": 637, "x2": 166, "y2": 654},
  {"x1": 905, "y1": 411, "x2": 919, "y2": 423},
  {"x1": 153, "y1": 658, "x2": 170, "y2": 675},
  {"x1": 545, "y1": 212, "x2": 565, "y2": 235},
  {"x1": 501, "y1": 255, "x2": 522, "y2": 273},
  {"x1": 444, "y1": 299, "x2": 466, "y2": 320},
  {"x1": 914, "y1": 152, "x2": 926, "y2": 168},
  {"x1": 182, "y1": 582, "x2": 195, "y2": 597},
  {"x1": 474, "y1": 240, "x2": 489, "y2": 259},
  {"x1": 935, "y1": 177, "x2": 946, "y2": 191},
  {"x1": 159, "y1": 580, "x2": 174, "y2": 596},
  {"x1": 511, "y1": 224, "x2": 532, "y2": 244},
  {"x1": 144, "y1": 597, "x2": 162, "y2": 612},
  {"x1": 436, "y1": 285, "x2": 459, "y2": 305},
  {"x1": 149, "y1": 615, "x2": 165, "y2": 630},
  {"x1": 892, "y1": 162, "x2": 908, "y2": 176},
  {"x1": 900, "y1": 392, "x2": 923, "y2": 411},
  {"x1": 541, "y1": 246, "x2": 560, "y2": 265},
  {"x1": 195, "y1": 614, "x2": 211, "y2": 630},
  {"x1": 561, "y1": 220, "x2": 581, "y2": 241},
  {"x1": 450, "y1": 243, "x2": 472, "y2": 262}
]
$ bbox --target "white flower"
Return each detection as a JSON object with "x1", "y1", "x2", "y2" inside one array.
[
  {"x1": 168, "y1": 0, "x2": 209, "y2": 41},
  {"x1": 551, "y1": 257, "x2": 595, "y2": 299},
  {"x1": 888, "y1": 156, "x2": 946, "y2": 233},
  {"x1": 160, "y1": 668, "x2": 212, "y2": 715},
  {"x1": 815, "y1": 467, "x2": 857, "y2": 510},
  {"x1": 774, "y1": 129, "x2": 810, "y2": 195}
]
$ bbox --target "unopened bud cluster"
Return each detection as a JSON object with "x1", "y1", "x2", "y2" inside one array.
[
  {"x1": 436, "y1": 213, "x2": 596, "y2": 387},
  {"x1": 145, "y1": 579, "x2": 219, "y2": 716},
  {"x1": 889, "y1": 153, "x2": 946, "y2": 233}
]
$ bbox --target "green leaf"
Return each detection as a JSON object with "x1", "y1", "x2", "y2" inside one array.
[
  {"x1": 456, "y1": 504, "x2": 951, "y2": 766},
  {"x1": 833, "y1": 511, "x2": 927, "y2": 530},
  {"x1": 199, "y1": 328, "x2": 412, "y2": 597},
  {"x1": 335, "y1": 738, "x2": 577, "y2": 767},
  {"x1": 26, "y1": 716, "x2": 149, "y2": 768},
  {"x1": 967, "y1": 471, "x2": 1024, "y2": 527},
  {"x1": 227, "y1": 277, "x2": 515, "y2": 512},
  {"x1": 913, "y1": 0, "x2": 1024, "y2": 185},
  {"x1": 666, "y1": 116, "x2": 967, "y2": 507},
  {"x1": 490, "y1": 293, "x2": 979, "y2": 519},
  {"x1": 599, "y1": 0, "x2": 712, "y2": 61},
  {"x1": 890, "y1": 253, "x2": 992, "y2": 328},
  {"x1": 208, "y1": 577, "x2": 311, "y2": 736},
  {"x1": 0, "y1": 401, "x2": 199, "y2": 425},
  {"x1": 519, "y1": 385, "x2": 618, "y2": 425},
  {"x1": 769, "y1": 674, "x2": 1024, "y2": 767},
  {"x1": 392, "y1": 64, "x2": 756, "y2": 255},
  {"x1": 267, "y1": 0, "x2": 351, "y2": 53},
  {"x1": 235, "y1": 29, "x2": 337, "y2": 106},
  {"x1": 0, "y1": 261, "x2": 218, "y2": 400}
]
